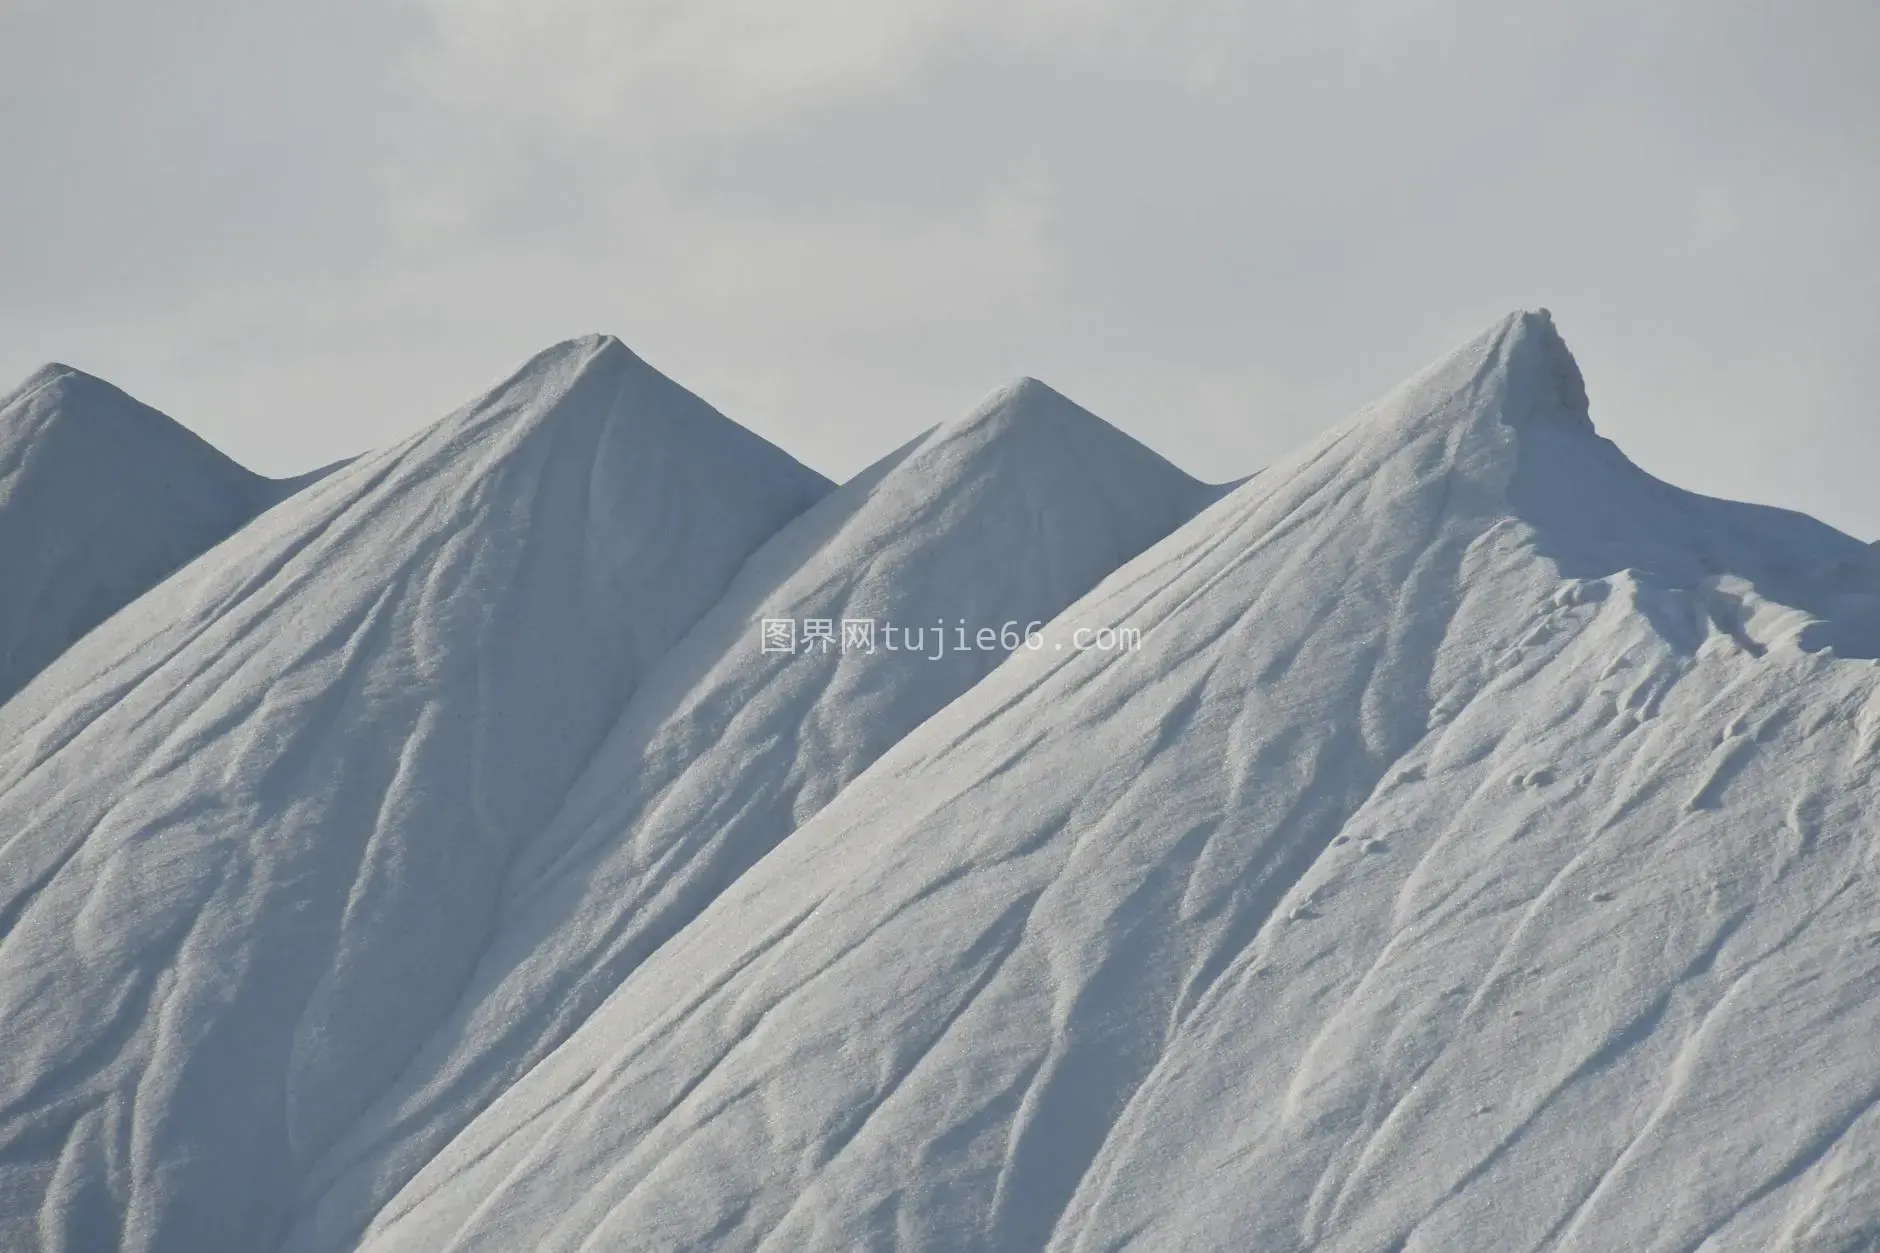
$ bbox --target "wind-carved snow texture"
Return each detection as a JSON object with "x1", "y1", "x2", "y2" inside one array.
[
  {"x1": 278, "y1": 377, "x2": 1220, "y2": 1252},
  {"x1": 0, "y1": 366, "x2": 294, "y2": 707},
  {"x1": 344, "y1": 313, "x2": 1880, "y2": 1253},
  {"x1": 0, "y1": 336, "x2": 830, "y2": 1252},
  {"x1": 9, "y1": 312, "x2": 1880, "y2": 1253}
]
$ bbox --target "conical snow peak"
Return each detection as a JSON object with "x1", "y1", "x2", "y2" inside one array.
[
  {"x1": 943, "y1": 375, "x2": 1193, "y2": 473},
  {"x1": 6, "y1": 361, "x2": 152, "y2": 422},
  {"x1": 537, "y1": 332, "x2": 641, "y2": 372},
  {"x1": 954, "y1": 375, "x2": 1084, "y2": 434},
  {"x1": 12, "y1": 361, "x2": 81, "y2": 394},
  {"x1": 0, "y1": 361, "x2": 272, "y2": 705},
  {"x1": 1494, "y1": 307, "x2": 1592, "y2": 428},
  {"x1": 1305, "y1": 306, "x2": 1598, "y2": 486},
  {"x1": 482, "y1": 333, "x2": 646, "y2": 409}
]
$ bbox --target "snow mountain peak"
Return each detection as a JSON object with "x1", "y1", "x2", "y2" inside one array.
[
  {"x1": 1393, "y1": 306, "x2": 1592, "y2": 436},
  {"x1": 972, "y1": 373, "x2": 1063, "y2": 410},
  {"x1": 6, "y1": 361, "x2": 122, "y2": 401},
  {"x1": 526, "y1": 331, "x2": 639, "y2": 374},
  {"x1": 13, "y1": 361, "x2": 81, "y2": 391},
  {"x1": 935, "y1": 375, "x2": 1212, "y2": 495},
  {"x1": 0, "y1": 361, "x2": 273, "y2": 705},
  {"x1": 450, "y1": 333, "x2": 661, "y2": 434},
  {"x1": 956, "y1": 375, "x2": 1099, "y2": 436},
  {"x1": 1496, "y1": 306, "x2": 1591, "y2": 427},
  {"x1": 3, "y1": 360, "x2": 246, "y2": 461}
]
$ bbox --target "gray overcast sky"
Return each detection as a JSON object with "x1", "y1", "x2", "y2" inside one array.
[{"x1": 3, "y1": 0, "x2": 1876, "y2": 534}]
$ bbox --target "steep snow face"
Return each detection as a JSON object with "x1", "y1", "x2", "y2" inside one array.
[
  {"x1": 354, "y1": 312, "x2": 1880, "y2": 1253},
  {"x1": 282, "y1": 376, "x2": 1219, "y2": 1252},
  {"x1": 0, "y1": 366, "x2": 270, "y2": 707},
  {"x1": 0, "y1": 336, "x2": 829, "y2": 1253}
]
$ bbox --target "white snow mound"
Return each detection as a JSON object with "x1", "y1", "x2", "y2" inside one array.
[
  {"x1": 0, "y1": 335, "x2": 830, "y2": 1253},
  {"x1": 349, "y1": 311, "x2": 1880, "y2": 1253},
  {"x1": 280, "y1": 375, "x2": 1219, "y2": 1252},
  {"x1": 0, "y1": 366, "x2": 272, "y2": 706}
]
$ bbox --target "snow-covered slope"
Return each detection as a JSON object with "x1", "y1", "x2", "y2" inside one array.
[
  {"x1": 0, "y1": 336, "x2": 829, "y2": 1253},
  {"x1": 0, "y1": 366, "x2": 273, "y2": 707},
  {"x1": 281, "y1": 377, "x2": 1218, "y2": 1251},
  {"x1": 350, "y1": 312, "x2": 1880, "y2": 1253}
]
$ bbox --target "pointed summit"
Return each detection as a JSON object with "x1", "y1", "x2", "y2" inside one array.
[
  {"x1": 0, "y1": 363, "x2": 271, "y2": 705},
  {"x1": 1349, "y1": 308, "x2": 1593, "y2": 455},
  {"x1": 1491, "y1": 307, "x2": 1591, "y2": 427},
  {"x1": 426, "y1": 335, "x2": 822, "y2": 517},
  {"x1": 494, "y1": 333, "x2": 640, "y2": 391},
  {"x1": 905, "y1": 375, "x2": 1228, "y2": 532},
  {"x1": 953, "y1": 375, "x2": 1145, "y2": 444},
  {"x1": 959, "y1": 374, "x2": 1071, "y2": 422},
  {"x1": 12, "y1": 361, "x2": 79, "y2": 391},
  {"x1": 1, "y1": 361, "x2": 252, "y2": 468}
]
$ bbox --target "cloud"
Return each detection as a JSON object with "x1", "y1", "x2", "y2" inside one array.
[
  {"x1": 3, "y1": 0, "x2": 1877, "y2": 534},
  {"x1": 400, "y1": 0, "x2": 1266, "y2": 137}
]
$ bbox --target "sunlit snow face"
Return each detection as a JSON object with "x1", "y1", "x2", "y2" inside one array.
[{"x1": 3, "y1": 0, "x2": 1877, "y2": 537}]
